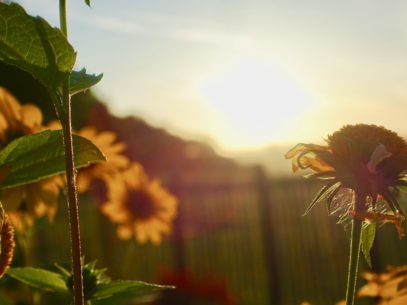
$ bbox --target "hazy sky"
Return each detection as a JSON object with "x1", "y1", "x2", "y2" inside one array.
[{"x1": 20, "y1": 0, "x2": 407, "y2": 153}]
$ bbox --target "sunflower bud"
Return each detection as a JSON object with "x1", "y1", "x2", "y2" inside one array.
[{"x1": 0, "y1": 214, "x2": 15, "y2": 278}]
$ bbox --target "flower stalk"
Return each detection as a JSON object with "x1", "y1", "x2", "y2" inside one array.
[
  {"x1": 58, "y1": 1, "x2": 85, "y2": 304},
  {"x1": 345, "y1": 193, "x2": 364, "y2": 305}
]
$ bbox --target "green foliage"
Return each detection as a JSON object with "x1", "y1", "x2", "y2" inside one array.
[
  {"x1": 0, "y1": 130, "x2": 105, "y2": 189},
  {"x1": 70, "y1": 69, "x2": 103, "y2": 96},
  {"x1": 91, "y1": 281, "x2": 173, "y2": 301},
  {"x1": 64, "y1": 261, "x2": 109, "y2": 301},
  {"x1": 7, "y1": 267, "x2": 68, "y2": 293},
  {"x1": 85, "y1": 0, "x2": 91, "y2": 7},
  {"x1": 361, "y1": 222, "x2": 376, "y2": 268},
  {"x1": 0, "y1": 2, "x2": 75, "y2": 96},
  {"x1": 7, "y1": 263, "x2": 173, "y2": 304}
]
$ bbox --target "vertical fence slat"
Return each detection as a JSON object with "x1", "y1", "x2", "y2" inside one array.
[{"x1": 255, "y1": 166, "x2": 281, "y2": 305}]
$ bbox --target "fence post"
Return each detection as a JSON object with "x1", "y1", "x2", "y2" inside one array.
[{"x1": 255, "y1": 166, "x2": 281, "y2": 304}]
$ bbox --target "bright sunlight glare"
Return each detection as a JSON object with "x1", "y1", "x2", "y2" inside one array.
[{"x1": 201, "y1": 61, "x2": 315, "y2": 150}]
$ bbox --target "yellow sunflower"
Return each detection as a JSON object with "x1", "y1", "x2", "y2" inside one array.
[
  {"x1": 76, "y1": 126, "x2": 129, "y2": 194},
  {"x1": 101, "y1": 163, "x2": 178, "y2": 245},
  {"x1": 46, "y1": 121, "x2": 129, "y2": 197},
  {"x1": 3, "y1": 175, "x2": 65, "y2": 226},
  {"x1": 286, "y1": 124, "x2": 407, "y2": 232},
  {"x1": 0, "y1": 87, "x2": 43, "y2": 144},
  {"x1": 0, "y1": 88, "x2": 63, "y2": 227}
]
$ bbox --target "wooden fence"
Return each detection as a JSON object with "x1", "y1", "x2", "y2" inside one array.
[{"x1": 33, "y1": 166, "x2": 407, "y2": 305}]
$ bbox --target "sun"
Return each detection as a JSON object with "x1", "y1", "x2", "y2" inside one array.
[{"x1": 201, "y1": 60, "x2": 314, "y2": 150}]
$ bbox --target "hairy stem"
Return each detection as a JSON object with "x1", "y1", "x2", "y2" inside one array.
[
  {"x1": 345, "y1": 193, "x2": 364, "y2": 305},
  {"x1": 59, "y1": 1, "x2": 84, "y2": 305}
]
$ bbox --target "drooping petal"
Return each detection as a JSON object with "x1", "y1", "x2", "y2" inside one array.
[
  {"x1": 286, "y1": 143, "x2": 333, "y2": 173},
  {"x1": 285, "y1": 143, "x2": 330, "y2": 159},
  {"x1": 298, "y1": 155, "x2": 335, "y2": 172}
]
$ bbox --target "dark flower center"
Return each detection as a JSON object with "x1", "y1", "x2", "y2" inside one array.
[
  {"x1": 126, "y1": 189, "x2": 157, "y2": 220},
  {"x1": 327, "y1": 124, "x2": 407, "y2": 192},
  {"x1": 89, "y1": 178, "x2": 108, "y2": 206}
]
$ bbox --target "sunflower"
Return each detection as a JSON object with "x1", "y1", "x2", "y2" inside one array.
[
  {"x1": 3, "y1": 175, "x2": 65, "y2": 231},
  {"x1": 76, "y1": 126, "x2": 129, "y2": 194},
  {"x1": 46, "y1": 121, "x2": 129, "y2": 198},
  {"x1": 285, "y1": 124, "x2": 407, "y2": 232},
  {"x1": 0, "y1": 87, "x2": 43, "y2": 145},
  {"x1": 0, "y1": 88, "x2": 63, "y2": 227},
  {"x1": 101, "y1": 163, "x2": 178, "y2": 245}
]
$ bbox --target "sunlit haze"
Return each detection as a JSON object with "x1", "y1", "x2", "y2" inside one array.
[{"x1": 21, "y1": 0, "x2": 407, "y2": 153}]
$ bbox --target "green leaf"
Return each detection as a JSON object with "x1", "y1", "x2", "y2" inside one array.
[
  {"x1": 0, "y1": 130, "x2": 105, "y2": 189},
  {"x1": 85, "y1": 0, "x2": 91, "y2": 7},
  {"x1": 70, "y1": 68, "x2": 103, "y2": 95},
  {"x1": 91, "y1": 281, "x2": 174, "y2": 301},
  {"x1": 92, "y1": 293, "x2": 159, "y2": 305},
  {"x1": 361, "y1": 222, "x2": 376, "y2": 268},
  {"x1": 0, "y1": 2, "x2": 76, "y2": 94},
  {"x1": 303, "y1": 181, "x2": 341, "y2": 215},
  {"x1": 7, "y1": 267, "x2": 68, "y2": 293}
]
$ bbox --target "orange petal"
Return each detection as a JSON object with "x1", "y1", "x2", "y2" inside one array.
[
  {"x1": 0, "y1": 88, "x2": 22, "y2": 130},
  {"x1": 0, "y1": 113, "x2": 8, "y2": 142},
  {"x1": 117, "y1": 225, "x2": 133, "y2": 240},
  {"x1": 298, "y1": 155, "x2": 335, "y2": 172},
  {"x1": 46, "y1": 120, "x2": 62, "y2": 130},
  {"x1": 20, "y1": 104, "x2": 43, "y2": 129},
  {"x1": 285, "y1": 143, "x2": 329, "y2": 159},
  {"x1": 2, "y1": 187, "x2": 25, "y2": 211}
]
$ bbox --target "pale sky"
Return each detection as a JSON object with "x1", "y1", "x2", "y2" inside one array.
[{"x1": 20, "y1": 0, "x2": 407, "y2": 153}]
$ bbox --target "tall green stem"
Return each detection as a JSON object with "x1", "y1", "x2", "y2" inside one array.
[
  {"x1": 345, "y1": 193, "x2": 364, "y2": 305},
  {"x1": 59, "y1": 1, "x2": 84, "y2": 305}
]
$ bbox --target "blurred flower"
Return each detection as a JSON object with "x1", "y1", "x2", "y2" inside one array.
[
  {"x1": 286, "y1": 124, "x2": 407, "y2": 235},
  {"x1": 0, "y1": 88, "x2": 63, "y2": 228},
  {"x1": 358, "y1": 266, "x2": 407, "y2": 305},
  {"x1": 0, "y1": 213, "x2": 15, "y2": 278},
  {"x1": 4, "y1": 176, "x2": 65, "y2": 232},
  {"x1": 101, "y1": 163, "x2": 178, "y2": 245},
  {"x1": 7, "y1": 211, "x2": 34, "y2": 235},
  {"x1": 158, "y1": 270, "x2": 236, "y2": 305},
  {"x1": 47, "y1": 121, "x2": 129, "y2": 201},
  {"x1": 76, "y1": 126, "x2": 129, "y2": 194},
  {"x1": 0, "y1": 87, "x2": 42, "y2": 144}
]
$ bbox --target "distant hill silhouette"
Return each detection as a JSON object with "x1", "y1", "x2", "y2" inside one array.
[{"x1": 85, "y1": 102, "x2": 251, "y2": 185}]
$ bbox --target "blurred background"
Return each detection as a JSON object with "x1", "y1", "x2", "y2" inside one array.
[{"x1": 1, "y1": 1, "x2": 407, "y2": 304}]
